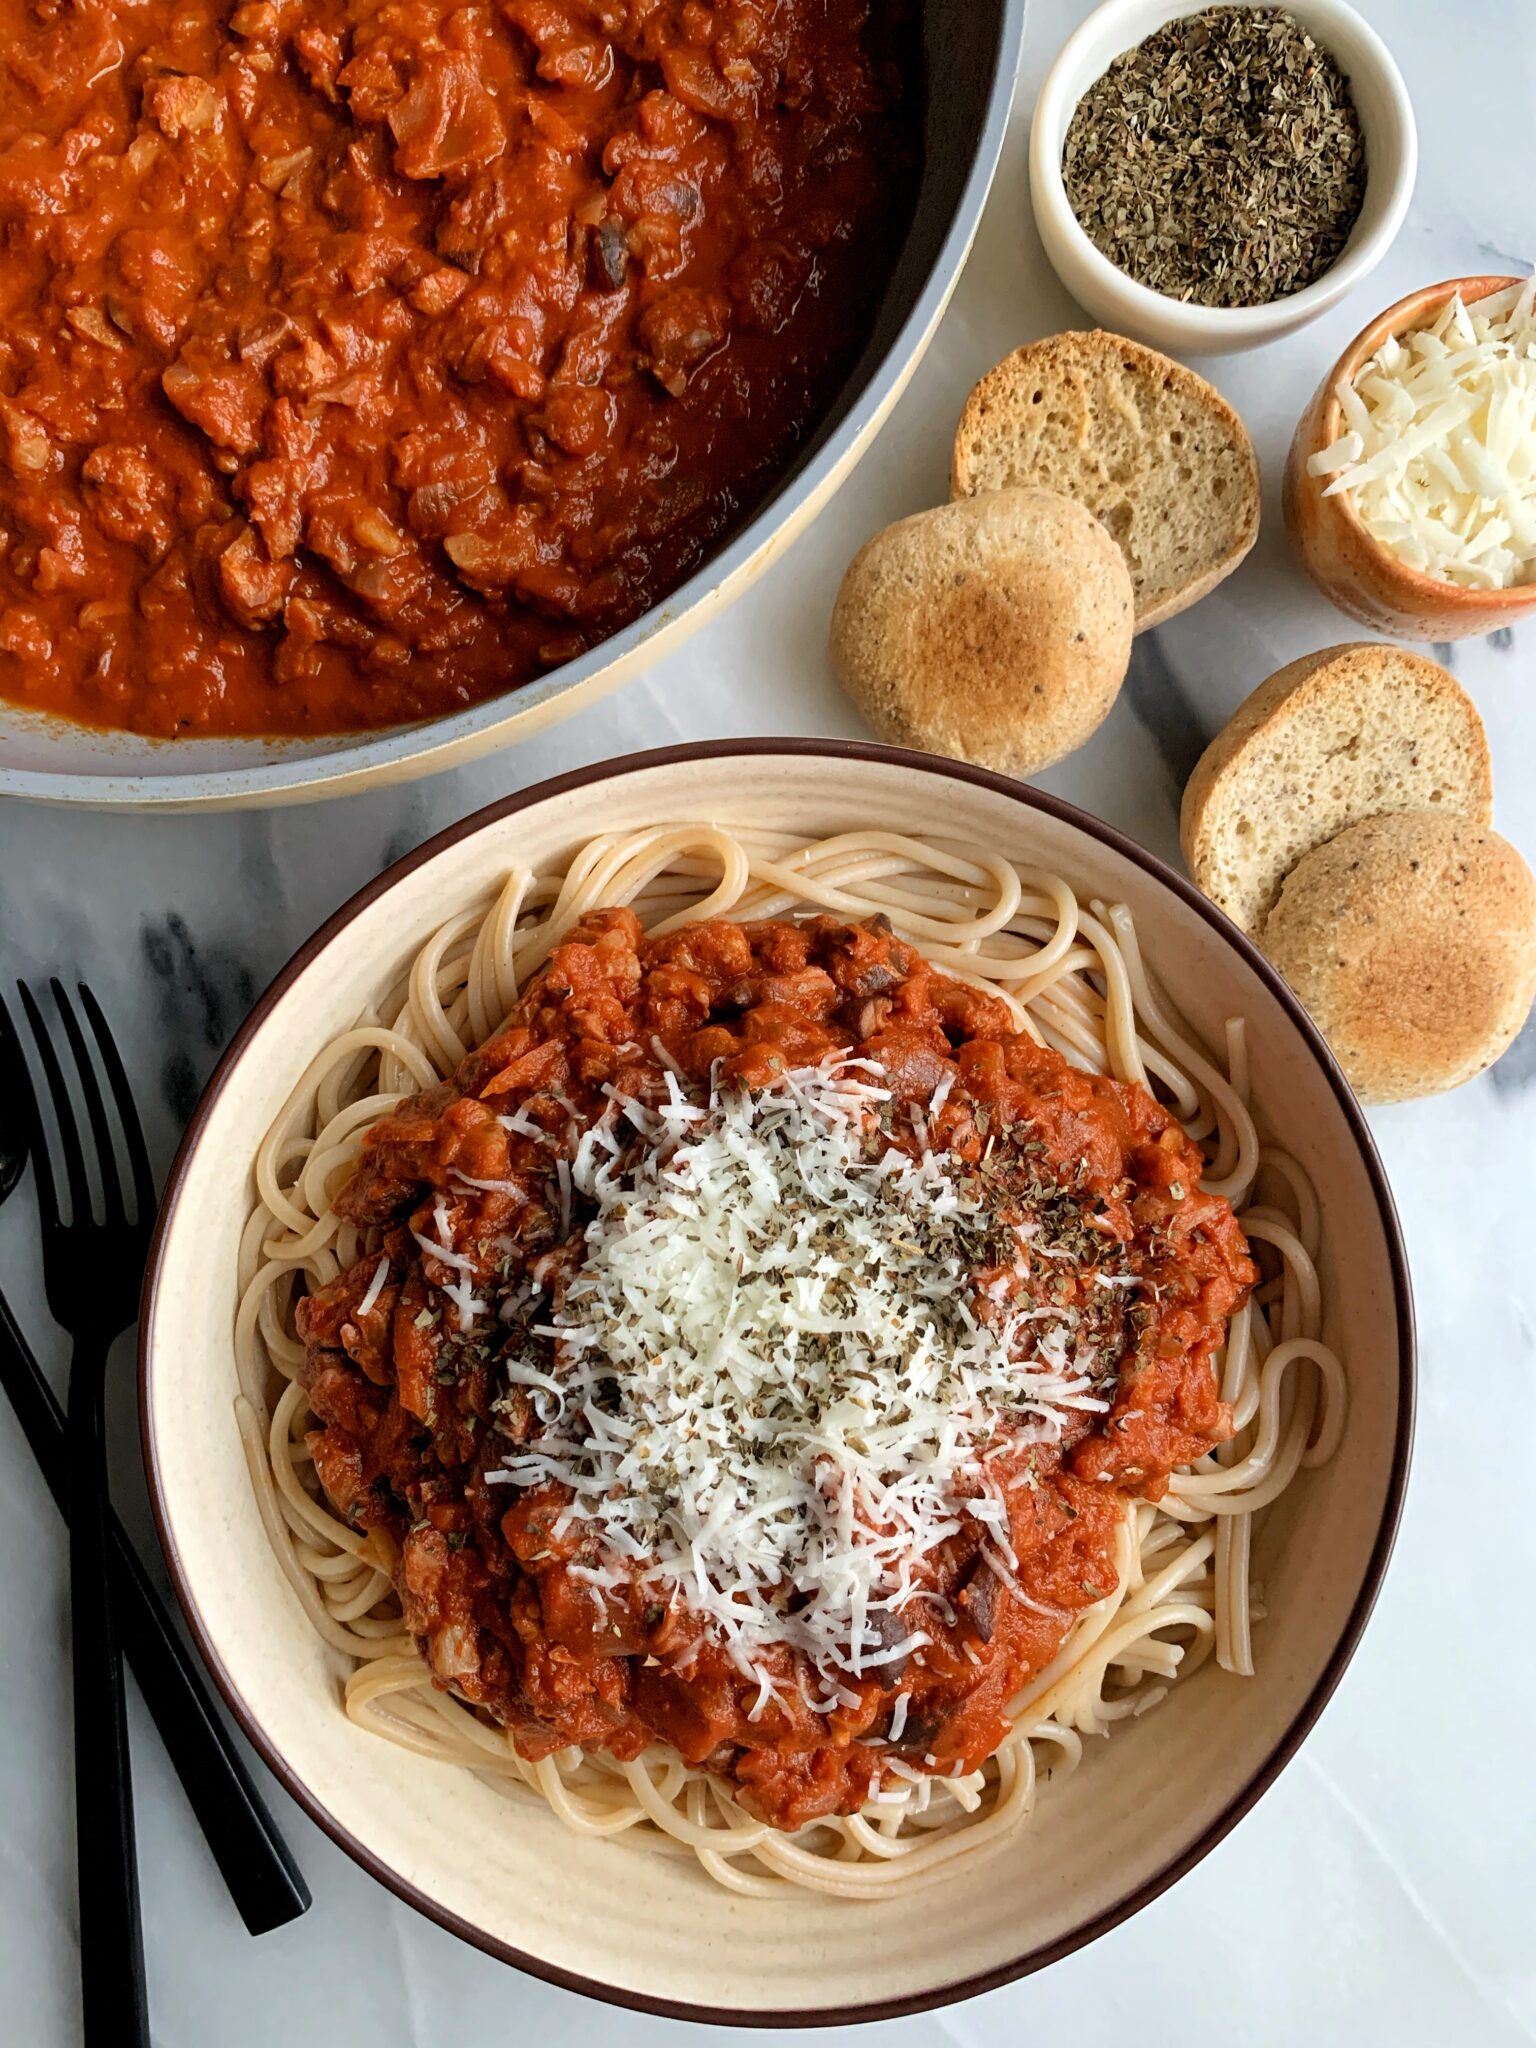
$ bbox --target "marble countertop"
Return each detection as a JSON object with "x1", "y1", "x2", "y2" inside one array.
[{"x1": 2, "y1": 1, "x2": 1533, "y2": 2041}]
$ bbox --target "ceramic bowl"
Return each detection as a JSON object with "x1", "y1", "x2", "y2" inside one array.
[
  {"x1": 1285, "y1": 274, "x2": 1536, "y2": 641},
  {"x1": 0, "y1": 1, "x2": 1025, "y2": 813},
  {"x1": 140, "y1": 743, "x2": 1412, "y2": 2022},
  {"x1": 1029, "y1": 0, "x2": 1416, "y2": 356}
]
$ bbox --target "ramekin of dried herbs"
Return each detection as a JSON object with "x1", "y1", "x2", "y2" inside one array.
[{"x1": 1029, "y1": 0, "x2": 1416, "y2": 354}]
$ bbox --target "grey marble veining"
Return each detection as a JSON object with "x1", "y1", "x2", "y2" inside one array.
[{"x1": 2, "y1": 2, "x2": 1535, "y2": 2043}]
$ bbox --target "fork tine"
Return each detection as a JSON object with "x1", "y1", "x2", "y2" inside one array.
[
  {"x1": 53, "y1": 981, "x2": 126, "y2": 1228},
  {"x1": 0, "y1": 990, "x2": 24, "y2": 1091},
  {"x1": 0, "y1": 992, "x2": 42, "y2": 1206},
  {"x1": 79, "y1": 985, "x2": 156, "y2": 1230},
  {"x1": 17, "y1": 983, "x2": 93, "y2": 1230},
  {"x1": 0, "y1": 988, "x2": 27, "y2": 1102}
]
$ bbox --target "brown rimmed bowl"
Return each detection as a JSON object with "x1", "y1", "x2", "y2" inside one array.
[
  {"x1": 140, "y1": 742, "x2": 1413, "y2": 2023},
  {"x1": 1285, "y1": 273, "x2": 1536, "y2": 641}
]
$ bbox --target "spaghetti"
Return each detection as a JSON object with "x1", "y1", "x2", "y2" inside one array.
[{"x1": 234, "y1": 824, "x2": 1345, "y2": 1898}]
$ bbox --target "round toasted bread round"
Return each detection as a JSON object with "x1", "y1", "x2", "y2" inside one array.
[
  {"x1": 950, "y1": 331, "x2": 1259, "y2": 631},
  {"x1": 1260, "y1": 810, "x2": 1536, "y2": 1103},
  {"x1": 829, "y1": 488, "x2": 1134, "y2": 778},
  {"x1": 1182, "y1": 642, "x2": 1493, "y2": 935}
]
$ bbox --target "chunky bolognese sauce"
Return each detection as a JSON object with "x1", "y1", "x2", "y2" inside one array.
[
  {"x1": 295, "y1": 911, "x2": 1255, "y2": 1832},
  {"x1": 0, "y1": 1, "x2": 918, "y2": 738}
]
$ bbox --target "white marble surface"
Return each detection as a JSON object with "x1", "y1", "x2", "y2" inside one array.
[{"x1": 2, "y1": 0, "x2": 1533, "y2": 2040}]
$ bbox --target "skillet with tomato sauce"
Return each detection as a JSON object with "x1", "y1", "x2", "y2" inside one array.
[{"x1": 0, "y1": 0, "x2": 919, "y2": 736}]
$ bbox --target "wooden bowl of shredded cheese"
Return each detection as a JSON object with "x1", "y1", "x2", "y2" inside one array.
[{"x1": 1285, "y1": 274, "x2": 1536, "y2": 640}]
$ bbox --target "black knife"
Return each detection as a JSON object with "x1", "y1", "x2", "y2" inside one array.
[{"x1": 0, "y1": 1291, "x2": 310, "y2": 1935}]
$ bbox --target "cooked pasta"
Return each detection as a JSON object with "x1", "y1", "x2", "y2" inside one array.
[{"x1": 234, "y1": 824, "x2": 1344, "y2": 1898}]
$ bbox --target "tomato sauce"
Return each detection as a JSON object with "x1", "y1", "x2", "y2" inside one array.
[
  {"x1": 0, "y1": 1, "x2": 919, "y2": 737},
  {"x1": 296, "y1": 913, "x2": 1256, "y2": 1830}
]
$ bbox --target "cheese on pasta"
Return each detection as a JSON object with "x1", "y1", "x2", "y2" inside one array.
[{"x1": 487, "y1": 1056, "x2": 1126, "y2": 1699}]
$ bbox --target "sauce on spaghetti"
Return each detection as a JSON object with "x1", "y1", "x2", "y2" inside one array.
[
  {"x1": 297, "y1": 912, "x2": 1255, "y2": 1829},
  {"x1": 0, "y1": 0, "x2": 917, "y2": 737}
]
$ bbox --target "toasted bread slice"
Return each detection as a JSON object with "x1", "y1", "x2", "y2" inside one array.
[
  {"x1": 951, "y1": 331, "x2": 1259, "y2": 630},
  {"x1": 1260, "y1": 810, "x2": 1536, "y2": 1102},
  {"x1": 1181, "y1": 642, "x2": 1493, "y2": 934},
  {"x1": 829, "y1": 488, "x2": 1133, "y2": 778}
]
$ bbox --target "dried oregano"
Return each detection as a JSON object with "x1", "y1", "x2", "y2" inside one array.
[{"x1": 1062, "y1": 6, "x2": 1367, "y2": 308}]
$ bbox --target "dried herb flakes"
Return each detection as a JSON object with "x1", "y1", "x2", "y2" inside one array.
[{"x1": 1062, "y1": 5, "x2": 1367, "y2": 309}]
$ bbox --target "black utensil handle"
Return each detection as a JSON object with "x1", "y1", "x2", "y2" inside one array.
[
  {"x1": 109, "y1": 1515, "x2": 312, "y2": 1935},
  {"x1": 68, "y1": 1354, "x2": 151, "y2": 2048},
  {"x1": 0, "y1": 1290, "x2": 69, "y2": 1509},
  {"x1": 0, "y1": 1293, "x2": 309, "y2": 1933}
]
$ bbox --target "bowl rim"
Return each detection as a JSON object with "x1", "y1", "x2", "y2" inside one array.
[
  {"x1": 138, "y1": 738, "x2": 1416, "y2": 2025},
  {"x1": 1301, "y1": 271, "x2": 1536, "y2": 613},
  {"x1": 1029, "y1": 0, "x2": 1418, "y2": 346},
  {"x1": 0, "y1": 0, "x2": 1028, "y2": 813}
]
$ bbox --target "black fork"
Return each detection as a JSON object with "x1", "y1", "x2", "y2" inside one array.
[{"x1": 15, "y1": 983, "x2": 153, "y2": 2048}]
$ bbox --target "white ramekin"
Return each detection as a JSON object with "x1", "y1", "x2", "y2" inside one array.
[{"x1": 1028, "y1": 0, "x2": 1418, "y2": 356}]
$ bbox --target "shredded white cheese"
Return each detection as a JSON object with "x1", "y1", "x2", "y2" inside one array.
[
  {"x1": 414, "y1": 1200, "x2": 486, "y2": 1334},
  {"x1": 496, "y1": 1107, "x2": 556, "y2": 1148},
  {"x1": 1308, "y1": 277, "x2": 1536, "y2": 589},
  {"x1": 486, "y1": 1057, "x2": 1125, "y2": 1698},
  {"x1": 356, "y1": 1254, "x2": 390, "y2": 1319}
]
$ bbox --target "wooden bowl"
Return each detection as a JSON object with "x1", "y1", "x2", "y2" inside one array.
[
  {"x1": 140, "y1": 742, "x2": 1412, "y2": 2022},
  {"x1": 1285, "y1": 274, "x2": 1536, "y2": 641}
]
